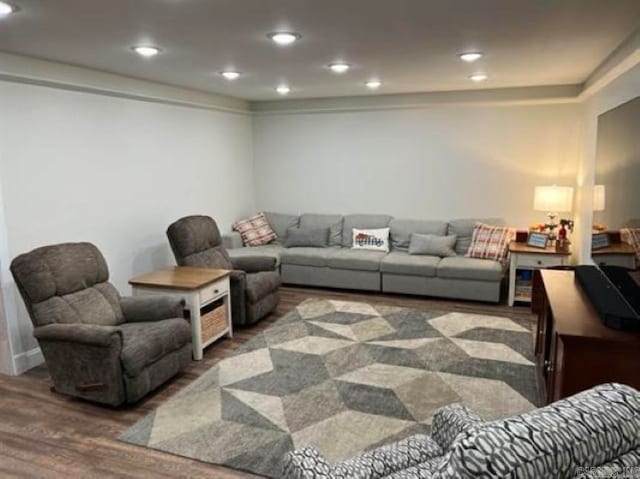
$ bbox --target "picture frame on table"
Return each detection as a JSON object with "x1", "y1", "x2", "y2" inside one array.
[
  {"x1": 591, "y1": 232, "x2": 611, "y2": 250},
  {"x1": 527, "y1": 232, "x2": 550, "y2": 249}
]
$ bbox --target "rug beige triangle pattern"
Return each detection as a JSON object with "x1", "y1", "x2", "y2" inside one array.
[{"x1": 120, "y1": 299, "x2": 538, "y2": 478}]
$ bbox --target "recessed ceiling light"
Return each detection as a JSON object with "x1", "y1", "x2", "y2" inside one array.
[
  {"x1": 220, "y1": 71, "x2": 240, "y2": 80},
  {"x1": 276, "y1": 85, "x2": 291, "y2": 95},
  {"x1": 0, "y1": 2, "x2": 16, "y2": 16},
  {"x1": 365, "y1": 80, "x2": 382, "y2": 90},
  {"x1": 459, "y1": 52, "x2": 483, "y2": 63},
  {"x1": 267, "y1": 32, "x2": 301, "y2": 46},
  {"x1": 469, "y1": 73, "x2": 488, "y2": 82},
  {"x1": 329, "y1": 62, "x2": 350, "y2": 74},
  {"x1": 132, "y1": 46, "x2": 161, "y2": 58}
]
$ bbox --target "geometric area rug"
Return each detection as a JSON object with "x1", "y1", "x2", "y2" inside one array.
[{"x1": 120, "y1": 299, "x2": 538, "y2": 478}]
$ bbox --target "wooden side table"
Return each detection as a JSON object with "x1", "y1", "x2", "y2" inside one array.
[
  {"x1": 508, "y1": 241, "x2": 571, "y2": 307},
  {"x1": 592, "y1": 243, "x2": 637, "y2": 270},
  {"x1": 129, "y1": 267, "x2": 232, "y2": 360}
]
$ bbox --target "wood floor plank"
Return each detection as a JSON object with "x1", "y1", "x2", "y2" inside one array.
[{"x1": 0, "y1": 286, "x2": 533, "y2": 478}]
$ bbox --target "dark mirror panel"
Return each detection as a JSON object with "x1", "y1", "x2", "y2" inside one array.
[{"x1": 592, "y1": 96, "x2": 639, "y2": 272}]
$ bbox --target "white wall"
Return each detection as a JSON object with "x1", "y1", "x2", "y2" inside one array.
[
  {"x1": 253, "y1": 103, "x2": 582, "y2": 228},
  {"x1": 0, "y1": 81, "x2": 254, "y2": 373},
  {"x1": 575, "y1": 63, "x2": 640, "y2": 263}
]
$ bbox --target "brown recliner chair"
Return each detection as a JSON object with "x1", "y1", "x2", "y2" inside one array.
[
  {"x1": 167, "y1": 215, "x2": 280, "y2": 327},
  {"x1": 10, "y1": 242, "x2": 192, "y2": 406}
]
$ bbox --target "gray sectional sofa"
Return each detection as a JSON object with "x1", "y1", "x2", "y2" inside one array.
[{"x1": 223, "y1": 212, "x2": 507, "y2": 303}]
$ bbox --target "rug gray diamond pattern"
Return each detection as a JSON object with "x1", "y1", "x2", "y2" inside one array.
[{"x1": 120, "y1": 299, "x2": 538, "y2": 478}]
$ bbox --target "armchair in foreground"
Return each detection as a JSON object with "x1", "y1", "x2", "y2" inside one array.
[
  {"x1": 10, "y1": 242, "x2": 191, "y2": 406},
  {"x1": 167, "y1": 215, "x2": 280, "y2": 327}
]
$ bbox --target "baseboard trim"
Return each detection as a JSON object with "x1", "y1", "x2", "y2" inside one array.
[{"x1": 13, "y1": 347, "x2": 44, "y2": 375}]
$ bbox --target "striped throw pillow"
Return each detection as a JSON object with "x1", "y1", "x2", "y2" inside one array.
[
  {"x1": 232, "y1": 212, "x2": 277, "y2": 246},
  {"x1": 466, "y1": 223, "x2": 515, "y2": 261},
  {"x1": 621, "y1": 228, "x2": 640, "y2": 261}
]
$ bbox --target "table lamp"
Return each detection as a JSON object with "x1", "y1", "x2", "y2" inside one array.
[
  {"x1": 533, "y1": 185, "x2": 574, "y2": 238},
  {"x1": 593, "y1": 184, "x2": 606, "y2": 232}
]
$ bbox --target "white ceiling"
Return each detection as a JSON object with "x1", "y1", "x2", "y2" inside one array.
[{"x1": 0, "y1": 0, "x2": 639, "y2": 101}]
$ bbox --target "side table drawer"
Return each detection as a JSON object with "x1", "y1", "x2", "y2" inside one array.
[
  {"x1": 595, "y1": 254, "x2": 636, "y2": 269},
  {"x1": 516, "y1": 254, "x2": 565, "y2": 269},
  {"x1": 200, "y1": 278, "x2": 230, "y2": 305}
]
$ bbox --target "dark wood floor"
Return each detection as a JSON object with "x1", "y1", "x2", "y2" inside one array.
[{"x1": 0, "y1": 287, "x2": 534, "y2": 478}]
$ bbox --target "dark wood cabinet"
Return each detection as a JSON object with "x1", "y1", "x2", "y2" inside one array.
[{"x1": 533, "y1": 270, "x2": 640, "y2": 404}]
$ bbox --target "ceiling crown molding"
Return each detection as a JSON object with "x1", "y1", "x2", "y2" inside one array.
[{"x1": 0, "y1": 52, "x2": 250, "y2": 114}]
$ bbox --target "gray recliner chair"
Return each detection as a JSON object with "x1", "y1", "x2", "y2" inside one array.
[
  {"x1": 10, "y1": 242, "x2": 192, "y2": 406},
  {"x1": 166, "y1": 215, "x2": 281, "y2": 327}
]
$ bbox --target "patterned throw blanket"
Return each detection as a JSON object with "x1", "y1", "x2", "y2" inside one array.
[{"x1": 621, "y1": 228, "x2": 640, "y2": 261}]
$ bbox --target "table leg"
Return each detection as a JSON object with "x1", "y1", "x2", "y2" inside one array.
[
  {"x1": 508, "y1": 255, "x2": 516, "y2": 307},
  {"x1": 188, "y1": 293, "x2": 203, "y2": 361}
]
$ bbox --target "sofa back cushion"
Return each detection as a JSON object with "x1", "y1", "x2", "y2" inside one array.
[
  {"x1": 448, "y1": 218, "x2": 505, "y2": 256},
  {"x1": 10, "y1": 242, "x2": 124, "y2": 327},
  {"x1": 299, "y1": 213, "x2": 343, "y2": 247},
  {"x1": 435, "y1": 383, "x2": 640, "y2": 479},
  {"x1": 342, "y1": 214, "x2": 393, "y2": 247},
  {"x1": 390, "y1": 219, "x2": 448, "y2": 252},
  {"x1": 264, "y1": 212, "x2": 300, "y2": 245},
  {"x1": 284, "y1": 227, "x2": 329, "y2": 248}
]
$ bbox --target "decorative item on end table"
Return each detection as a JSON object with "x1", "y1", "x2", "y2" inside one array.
[
  {"x1": 592, "y1": 232, "x2": 611, "y2": 250},
  {"x1": 533, "y1": 185, "x2": 574, "y2": 239},
  {"x1": 527, "y1": 232, "x2": 549, "y2": 249}
]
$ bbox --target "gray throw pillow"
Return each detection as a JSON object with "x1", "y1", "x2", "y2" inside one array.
[
  {"x1": 284, "y1": 227, "x2": 329, "y2": 248},
  {"x1": 408, "y1": 234, "x2": 457, "y2": 257}
]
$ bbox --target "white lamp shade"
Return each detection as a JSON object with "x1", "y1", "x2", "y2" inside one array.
[
  {"x1": 533, "y1": 185, "x2": 574, "y2": 213},
  {"x1": 593, "y1": 185, "x2": 606, "y2": 212}
]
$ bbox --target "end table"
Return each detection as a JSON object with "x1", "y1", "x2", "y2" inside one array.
[
  {"x1": 508, "y1": 241, "x2": 571, "y2": 307},
  {"x1": 129, "y1": 266, "x2": 232, "y2": 360}
]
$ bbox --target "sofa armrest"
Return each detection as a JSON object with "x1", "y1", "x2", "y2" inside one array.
[
  {"x1": 120, "y1": 296, "x2": 185, "y2": 322},
  {"x1": 334, "y1": 434, "x2": 443, "y2": 479},
  {"x1": 223, "y1": 231, "x2": 244, "y2": 249},
  {"x1": 283, "y1": 447, "x2": 333, "y2": 479},
  {"x1": 431, "y1": 403, "x2": 484, "y2": 451},
  {"x1": 34, "y1": 323, "x2": 122, "y2": 347},
  {"x1": 230, "y1": 255, "x2": 277, "y2": 273}
]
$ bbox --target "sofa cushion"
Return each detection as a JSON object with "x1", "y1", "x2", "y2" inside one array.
[
  {"x1": 327, "y1": 249, "x2": 385, "y2": 271},
  {"x1": 299, "y1": 214, "x2": 343, "y2": 247},
  {"x1": 466, "y1": 223, "x2": 515, "y2": 261},
  {"x1": 437, "y1": 257, "x2": 503, "y2": 282},
  {"x1": 409, "y1": 234, "x2": 457, "y2": 257},
  {"x1": 232, "y1": 213, "x2": 277, "y2": 246},
  {"x1": 381, "y1": 252, "x2": 440, "y2": 277},
  {"x1": 245, "y1": 271, "x2": 281, "y2": 303},
  {"x1": 280, "y1": 247, "x2": 333, "y2": 267},
  {"x1": 448, "y1": 218, "x2": 505, "y2": 255},
  {"x1": 352, "y1": 228, "x2": 390, "y2": 252},
  {"x1": 284, "y1": 227, "x2": 329, "y2": 248},
  {"x1": 264, "y1": 212, "x2": 299, "y2": 244},
  {"x1": 342, "y1": 214, "x2": 393, "y2": 247},
  {"x1": 120, "y1": 318, "x2": 191, "y2": 377},
  {"x1": 390, "y1": 219, "x2": 448, "y2": 252}
]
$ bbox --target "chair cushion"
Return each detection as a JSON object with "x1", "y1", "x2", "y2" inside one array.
[
  {"x1": 327, "y1": 249, "x2": 385, "y2": 271},
  {"x1": 381, "y1": 252, "x2": 440, "y2": 277},
  {"x1": 227, "y1": 244, "x2": 285, "y2": 266},
  {"x1": 436, "y1": 383, "x2": 640, "y2": 479},
  {"x1": 120, "y1": 318, "x2": 191, "y2": 377},
  {"x1": 280, "y1": 247, "x2": 333, "y2": 267},
  {"x1": 299, "y1": 214, "x2": 343, "y2": 247},
  {"x1": 437, "y1": 257, "x2": 503, "y2": 282},
  {"x1": 342, "y1": 214, "x2": 393, "y2": 247},
  {"x1": 245, "y1": 271, "x2": 281, "y2": 304},
  {"x1": 390, "y1": 219, "x2": 448, "y2": 252},
  {"x1": 447, "y1": 218, "x2": 505, "y2": 255}
]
